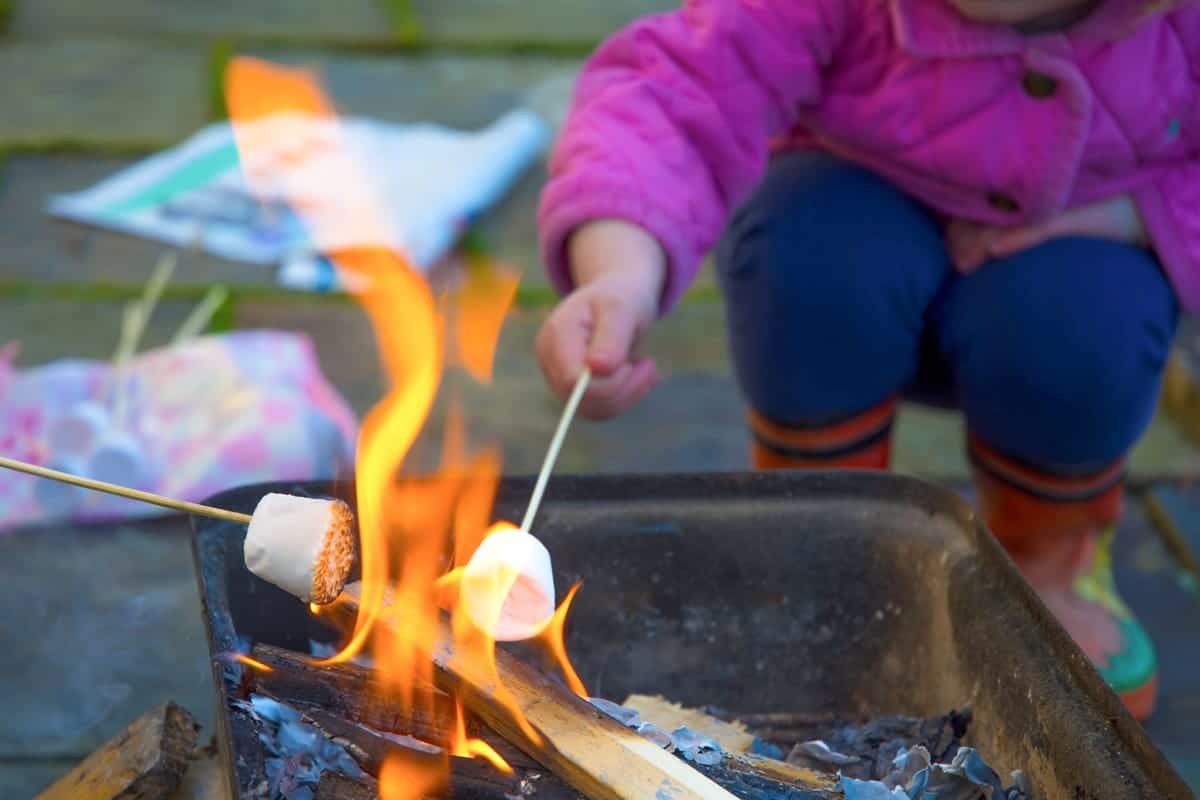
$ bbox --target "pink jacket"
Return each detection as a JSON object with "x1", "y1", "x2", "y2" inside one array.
[{"x1": 539, "y1": 0, "x2": 1200, "y2": 313}]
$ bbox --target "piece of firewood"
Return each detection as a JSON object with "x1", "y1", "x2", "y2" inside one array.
[
  {"x1": 316, "y1": 768, "x2": 583, "y2": 800},
  {"x1": 622, "y1": 695, "x2": 756, "y2": 754},
  {"x1": 248, "y1": 643, "x2": 468, "y2": 742},
  {"x1": 336, "y1": 582, "x2": 741, "y2": 800},
  {"x1": 691, "y1": 757, "x2": 837, "y2": 800},
  {"x1": 246, "y1": 643, "x2": 545, "y2": 774},
  {"x1": 301, "y1": 705, "x2": 582, "y2": 799},
  {"x1": 169, "y1": 744, "x2": 231, "y2": 800},
  {"x1": 316, "y1": 772, "x2": 379, "y2": 800},
  {"x1": 36, "y1": 701, "x2": 200, "y2": 800},
  {"x1": 618, "y1": 697, "x2": 836, "y2": 798}
]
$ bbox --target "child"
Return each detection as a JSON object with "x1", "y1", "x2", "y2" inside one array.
[{"x1": 534, "y1": 0, "x2": 1200, "y2": 721}]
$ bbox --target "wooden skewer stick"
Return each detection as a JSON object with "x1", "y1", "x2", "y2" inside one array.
[
  {"x1": 521, "y1": 367, "x2": 590, "y2": 533},
  {"x1": 0, "y1": 455, "x2": 252, "y2": 525},
  {"x1": 171, "y1": 284, "x2": 229, "y2": 345},
  {"x1": 111, "y1": 252, "x2": 178, "y2": 428}
]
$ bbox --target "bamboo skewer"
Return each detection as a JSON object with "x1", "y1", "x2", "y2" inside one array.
[
  {"x1": 110, "y1": 252, "x2": 178, "y2": 428},
  {"x1": 520, "y1": 366, "x2": 590, "y2": 533},
  {"x1": 171, "y1": 285, "x2": 229, "y2": 345},
  {"x1": 0, "y1": 455, "x2": 252, "y2": 524}
]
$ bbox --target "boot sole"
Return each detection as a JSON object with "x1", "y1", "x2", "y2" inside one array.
[{"x1": 1119, "y1": 673, "x2": 1158, "y2": 722}]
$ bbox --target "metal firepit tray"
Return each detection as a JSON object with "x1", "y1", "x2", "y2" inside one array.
[{"x1": 192, "y1": 471, "x2": 1191, "y2": 799}]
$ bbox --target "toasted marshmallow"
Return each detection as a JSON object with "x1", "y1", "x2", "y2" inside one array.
[
  {"x1": 244, "y1": 493, "x2": 355, "y2": 604},
  {"x1": 461, "y1": 526, "x2": 555, "y2": 642}
]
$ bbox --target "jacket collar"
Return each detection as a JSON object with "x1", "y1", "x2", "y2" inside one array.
[{"x1": 889, "y1": 0, "x2": 1184, "y2": 58}]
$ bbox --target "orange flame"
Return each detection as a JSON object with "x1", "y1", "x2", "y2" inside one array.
[
  {"x1": 450, "y1": 700, "x2": 512, "y2": 774},
  {"x1": 230, "y1": 654, "x2": 274, "y2": 673},
  {"x1": 538, "y1": 582, "x2": 588, "y2": 698},
  {"x1": 379, "y1": 755, "x2": 444, "y2": 800},
  {"x1": 450, "y1": 260, "x2": 520, "y2": 384},
  {"x1": 225, "y1": 55, "x2": 589, "y2": 797}
]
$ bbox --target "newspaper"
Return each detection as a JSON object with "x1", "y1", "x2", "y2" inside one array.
[{"x1": 48, "y1": 110, "x2": 548, "y2": 290}]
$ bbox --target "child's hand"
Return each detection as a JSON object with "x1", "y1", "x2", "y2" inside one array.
[
  {"x1": 946, "y1": 194, "x2": 1148, "y2": 274},
  {"x1": 536, "y1": 220, "x2": 666, "y2": 420}
]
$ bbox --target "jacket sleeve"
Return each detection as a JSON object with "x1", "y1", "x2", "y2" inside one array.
[
  {"x1": 1135, "y1": 164, "x2": 1200, "y2": 313},
  {"x1": 537, "y1": 0, "x2": 848, "y2": 313},
  {"x1": 1134, "y1": 6, "x2": 1200, "y2": 313}
]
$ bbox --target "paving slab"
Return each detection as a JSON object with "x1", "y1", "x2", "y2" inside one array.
[
  {"x1": 0, "y1": 38, "x2": 209, "y2": 151},
  {"x1": 0, "y1": 759, "x2": 79, "y2": 799},
  {"x1": 0, "y1": 155, "x2": 272, "y2": 287},
  {"x1": 0, "y1": 296, "x2": 200, "y2": 366},
  {"x1": 1116, "y1": 493, "x2": 1200, "y2": 794},
  {"x1": 232, "y1": 298, "x2": 384, "y2": 416},
  {"x1": 410, "y1": 0, "x2": 678, "y2": 46},
  {"x1": 0, "y1": 517, "x2": 214, "y2": 762},
  {"x1": 1161, "y1": 314, "x2": 1200, "y2": 446},
  {"x1": 9, "y1": 0, "x2": 397, "y2": 44},
  {"x1": 245, "y1": 49, "x2": 582, "y2": 130}
]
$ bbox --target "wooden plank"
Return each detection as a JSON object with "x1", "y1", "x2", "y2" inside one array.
[
  {"x1": 1114, "y1": 502, "x2": 1200, "y2": 795},
  {"x1": 1161, "y1": 322, "x2": 1200, "y2": 447},
  {"x1": 169, "y1": 746, "x2": 231, "y2": 800},
  {"x1": 300, "y1": 705, "x2": 582, "y2": 799},
  {"x1": 618, "y1": 697, "x2": 835, "y2": 797},
  {"x1": 339, "y1": 582, "x2": 741, "y2": 800},
  {"x1": 621, "y1": 695, "x2": 755, "y2": 754},
  {"x1": 316, "y1": 772, "x2": 379, "y2": 800},
  {"x1": 247, "y1": 643, "x2": 546, "y2": 774},
  {"x1": 1142, "y1": 485, "x2": 1200, "y2": 581},
  {"x1": 35, "y1": 702, "x2": 199, "y2": 800}
]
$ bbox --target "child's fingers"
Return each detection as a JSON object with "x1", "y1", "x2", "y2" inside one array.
[
  {"x1": 535, "y1": 300, "x2": 591, "y2": 401},
  {"x1": 613, "y1": 358, "x2": 659, "y2": 410},
  {"x1": 578, "y1": 358, "x2": 659, "y2": 420},
  {"x1": 586, "y1": 294, "x2": 640, "y2": 376},
  {"x1": 945, "y1": 221, "x2": 987, "y2": 273}
]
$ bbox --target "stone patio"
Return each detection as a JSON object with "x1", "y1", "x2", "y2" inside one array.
[{"x1": 0, "y1": 1, "x2": 1197, "y2": 796}]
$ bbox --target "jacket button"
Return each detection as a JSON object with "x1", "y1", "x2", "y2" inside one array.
[
  {"x1": 987, "y1": 192, "x2": 1019, "y2": 212},
  {"x1": 1022, "y1": 71, "x2": 1057, "y2": 99}
]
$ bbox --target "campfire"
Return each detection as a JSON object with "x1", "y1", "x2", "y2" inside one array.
[{"x1": 187, "y1": 56, "x2": 1196, "y2": 800}]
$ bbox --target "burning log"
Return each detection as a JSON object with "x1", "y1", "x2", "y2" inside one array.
[
  {"x1": 247, "y1": 644, "x2": 467, "y2": 743},
  {"x1": 316, "y1": 770, "x2": 584, "y2": 800},
  {"x1": 330, "y1": 582, "x2": 742, "y2": 800},
  {"x1": 315, "y1": 772, "x2": 379, "y2": 800},
  {"x1": 35, "y1": 701, "x2": 199, "y2": 800},
  {"x1": 246, "y1": 644, "x2": 551, "y2": 774},
  {"x1": 300, "y1": 705, "x2": 583, "y2": 799}
]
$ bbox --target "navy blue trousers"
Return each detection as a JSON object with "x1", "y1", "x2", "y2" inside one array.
[{"x1": 716, "y1": 152, "x2": 1179, "y2": 470}]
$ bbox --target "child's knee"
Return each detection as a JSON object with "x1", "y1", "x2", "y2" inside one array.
[
  {"x1": 717, "y1": 153, "x2": 947, "y2": 322},
  {"x1": 945, "y1": 239, "x2": 1179, "y2": 464}
]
